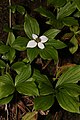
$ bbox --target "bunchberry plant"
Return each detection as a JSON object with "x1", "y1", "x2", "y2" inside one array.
[
  {"x1": 24, "y1": 14, "x2": 66, "y2": 62},
  {"x1": 0, "y1": 0, "x2": 80, "y2": 119}
]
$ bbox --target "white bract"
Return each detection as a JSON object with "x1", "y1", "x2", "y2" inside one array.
[{"x1": 27, "y1": 34, "x2": 48, "y2": 49}]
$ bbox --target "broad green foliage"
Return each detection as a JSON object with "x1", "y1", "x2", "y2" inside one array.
[
  {"x1": 0, "y1": 64, "x2": 39, "y2": 103},
  {"x1": 33, "y1": 66, "x2": 80, "y2": 112},
  {"x1": 57, "y1": 2, "x2": 76, "y2": 19},
  {"x1": 0, "y1": 73, "x2": 15, "y2": 99},
  {"x1": 7, "y1": 32, "x2": 15, "y2": 46},
  {"x1": 56, "y1": 65, "x2": 80, "y2": 87},
  {"x1": 15, "y1": 65, "x2": 31, "y2": 85},
  {"x1": 1, "y1": 0, "x2": 80, "y2": 115},
  {"x1": 12, "y1": 36, "x2": 29, "y2": 51},
  {"x1": 55, "y1": 65, "x2": 80, "y2": 113},
  {"x1": 11, "y1": 61, "x2": 26, "y2": 74},
  {"x1": 0, "y1": 95, "x2": 13, "y2": 105},
  {"x1": 56, "y1": 90, "x2": 80, "y2": 113},
  {"x1": 24, "y1": 14, "x2": 40, "y2": 39},
  {"x1": 27, "y1": 47, "x2": 39, "y2": 62},
  {"x1": 34, "y1": 94, "x2": 55, "y2": 111},
  {"x1": 24, "y1": 15, "x2": 66, "y2": 62},
  {"x1": 0, "y1": 45, "x2": 9, "y2": 54},
  {"x1": 47, "y1": 0, "x2": 67, "y2": 7}
]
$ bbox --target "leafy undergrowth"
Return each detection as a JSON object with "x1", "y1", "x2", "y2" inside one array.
[{"x1": 0, "y1": 0, "x2": 80, "y2": 120}]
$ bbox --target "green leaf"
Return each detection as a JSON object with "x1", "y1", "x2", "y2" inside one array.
[
  {"x1": 74, "y1": 11, "x2": 80, "y2": 18},
  {"x1": 0, "y1": 73, "x2": 15, "y2": 99},
  {"x1": 15, "y1": 64, "x2": 31, "y2": 85},
  {"x1": 45, "y1": 39, "x2": 67, "y2": 49},
  {"x1": 47, "y1": 0, "x2": 67, "y2": 7},
  {"x1": 35, "y1": 6, "x2": 54, "y2": 18},
  {"x1": 34, "y1": 94, "x2": 55, "y2": 111},
  {"x1": 56, "y1": 65, "x2": 80, "y2": 87},
  {"x1": 12, "y1": 36, "x2": 29, "y2": 51},
  {"x1": 11, "y1": 62, "x2": 26, "y2": 74},
  {"x1": 16, "y1": 80, "x2": 39, "y2": 96},
  {"x1": 5, "y1": 47, "x2": 15, "y2": 63},
  {"x1": 44, "y1": 29, "x2": 60, "y2": 39},
  {"x1": 33, "y1": 69, "x2": 52, "y2": 87},
  {"x1": 27, "y1": 48, "x2": 39, "y2": 62},
  {"x1": 60, "y1": 83, "x2": 80, "y2": 97},
  {"x1": 22, "y1": 111, "x2": 38, "y2": 120},
  {"x1": 40, "y1": 48, "x2": 52, "y2": 60},
  {"x1": 45, "y1": 47, "x2": 58, "y2": 61},
  {"x1": 39, "y1": 83, "x2": 54, "y2": 95},
  {"x1": 69, "y1": 35, "x2": 78, "y2": 54},
  {"x1": 56, "y1": 90, "x2": 80, "y2": 113},
  {"x1": 74, "y1": 0, "x2": 80, "y2": 11},
  {"x1": 0, "y1": 60, "x2": 6, "y2": 68},
  {"x1": 46, "y1": 18, "x2": 63, "y2": 29},
  {"x1": 17, "y1": 5, "x2": 25, "y2": 15},
  {"x1": 57, "y1": 2, "x2": 76, "y2": 19},
  {"x1": 0, "y1": 45, "x2": 9, "y2": 54},
  {"x1": 0, "y1": 95, "x2": 13, "y2": 105},
  {"x1": 0, "y1": 83, "x2": 15, "y2": 99},
  {"x1": 7, "y1": 32, "x2": 15, "y2": 46},
  {"x1": 63, "y1": 17, "x2": 79, "y2": 26},
  {"x1": 24, "y1": 15, "x2": 40, "y2": 39},
  {"x1": 0, "y1": 73, "x2": 14, "y2": 85}
]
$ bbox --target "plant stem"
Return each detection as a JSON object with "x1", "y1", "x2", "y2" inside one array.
[{"x1": 9, "y1": 0, "x2": 11, "y2": 28}]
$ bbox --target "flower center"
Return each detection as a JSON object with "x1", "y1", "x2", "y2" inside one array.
[{"x1": 36, "y1": 38, "x2": 41, "y2": 43}]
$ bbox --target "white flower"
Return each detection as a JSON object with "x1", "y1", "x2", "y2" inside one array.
[{"x1": 27, "y1": 34, "x2": 48, "y2": 49}]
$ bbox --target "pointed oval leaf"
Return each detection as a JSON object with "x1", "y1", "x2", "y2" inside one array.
[
  {"x1": 56, "y1": 90, "x2": 80, "y2": 113},
  {"x1": 34, "y1": 94, "x2": 55, "y2": 111},
  {"x1": 33, "y1": 69, "x2": 52, "y2": 87},
  {"x1": 0, "y1": 73, "x2": 14, "y2": 85},
  {"x1": 15, "y1": 64, "x2": 31, "y2": 85},
  {"x1": 47, "y1": 0, "x2": 66, "y2": 7},
  {"x1": 12, "y1": 36, "x2": 29, "y2": 51},
  {"x1": 5, "y1": 47, "x2": 15, "y2": 63},
  {"x1": 45, "y1": 39, "x2": 67, "y2": 49},
  {"x1": 39, "y1": 83, "x2": 54, "y2": 95},
  {"x1": 16, "y1": 80, "x2": 39, "y2": 96},
  {"x1": 24, "y1": 15, "x2": 40, "y2": 39},
  {"x1": 44, "y1": 29, "x2": 60, "y2": 39},
  {"x1": 45, "y1": 47, "x2": 58, "y2": 61},
  {"x1": 0, "y1": 95, "x2": 13, "y2": 105},
  {"x1": 60, "y1": 83, "x2": 80, "y2": 97},
  {"x1": 11, "y1": 61, "x2": 26, "y2": 74},
  {"x1": 56, "y1": 65, "x2": 80, "y2": 87},
  {"x1": 0, "y1": 45, "x2": 9, "y2": 54},
  {"x1": 0, "y1": 83, "x2": 15, "y2": 99},
  {"x1": 27, "y1": 47, "x2": 39, "y2": 62},
  {"x1": 63, "y1": 17, "x2": 79, "y2": 26},
  {"x1": 7, "y1": 32, "x2": 15, "y2": 46},
  {"x1": 57, "y1": 2, "x2": 76, "y2": 19}
]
